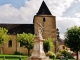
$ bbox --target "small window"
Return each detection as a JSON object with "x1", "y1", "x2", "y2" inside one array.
[
  {"x1": 43, "y1": 17, "x2": 45, "y2": 22},
  {"x1": 8, "y1": 40, "x2": 12, "y2": 47},
  {"x1": 63, "y1": 46, "x2": 65, "y2": 49},
  {"x1": 20, "y1": 42, "x2": 23, "y2": 47}
]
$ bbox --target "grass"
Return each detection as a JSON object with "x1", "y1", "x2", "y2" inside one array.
[
  {"x1": 50, "y1": 59, "x2": 74, "y2": 60},
  {"x1": 0, "y1": 54, "x2": 75, "y2": 60},
  {"x1": 0, "y1": 54, "x2": 28, "y2": 60}
]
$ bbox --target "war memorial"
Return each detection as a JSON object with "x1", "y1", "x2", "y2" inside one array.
[{"x1": 28, "y1": 22, "x2": 49, "y2": 60}]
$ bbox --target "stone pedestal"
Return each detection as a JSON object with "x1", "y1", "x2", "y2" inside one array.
[
  {"x1": 28, "y1": 37, "x2": 49, "y2": 60},
  {"x1": 28, "y1": 56, "x2": 49, "y2": 60}
]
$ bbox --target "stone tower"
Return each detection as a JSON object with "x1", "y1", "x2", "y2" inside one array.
[{"x1": 33, "y1": 1, "x2": 57, "y2": 41}]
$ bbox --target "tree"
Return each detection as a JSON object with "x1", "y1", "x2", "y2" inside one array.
[
  {"x1": 16, "y1": 32, "x2": 34, "y2": 56},
  {"x1": 64, "y1": 26, "x2": 80, "y2": 60},
  {"x1": 0, "y1": 27, "x2": 9, "y2": 44},
  {"x1": 0, "y1": 27, "x2": 9, "y2": 54},
  {"x1": 43, "y1": 38, "x2": 54, "y2": 53}
]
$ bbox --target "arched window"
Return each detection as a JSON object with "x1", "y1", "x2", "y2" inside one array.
[{"x1": 8, "y1": 40, "x2": 12, "y2": 47}]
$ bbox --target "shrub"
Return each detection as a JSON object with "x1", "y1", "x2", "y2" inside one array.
[
  {"x1": 56, "y1": 50, "x2": 74, "y2": 59},
  {"x1": 43, "y1": 38, "x2": 54, "y2": 53},
  {"x1": 46, "y1": 51, "x2": 56, "y2": 59},
  {"x1": 14, "y1": 51, "x2": 24, "y2": 55},
  {"x1": 56, "y1": 52, "x2": 64, "y2": 59}
]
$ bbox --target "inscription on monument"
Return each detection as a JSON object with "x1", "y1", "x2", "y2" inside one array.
[{"x1": 34, "y1": 43, "x2": 39, "y2": 50}]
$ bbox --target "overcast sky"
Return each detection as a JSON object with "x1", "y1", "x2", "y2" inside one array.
[{"x1": 0, "y1": 0, "x2": 80, "y2": 39}]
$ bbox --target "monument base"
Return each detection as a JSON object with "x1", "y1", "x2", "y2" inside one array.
[{"x1": 28, "y1": 56, "x2": 50, "y2": 60}]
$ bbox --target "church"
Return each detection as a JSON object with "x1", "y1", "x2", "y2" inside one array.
[{"x1": 0, "y1": 1, "x2": 64, "y2": 54}]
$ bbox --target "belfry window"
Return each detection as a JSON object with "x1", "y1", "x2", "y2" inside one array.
[
  {"x1": 63, "y1": 46, "x2": 65, "y2": 49},
  {"x1": 8, "y1": 40, "x2": 12, "y2": 47},
  {"x1": 43, "y1": 17, "x2": 45, "y2": 22}
]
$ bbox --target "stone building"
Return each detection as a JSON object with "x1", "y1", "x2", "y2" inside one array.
[{"x1": 0, "y1": 1, "x2": 58, "y2": 54}]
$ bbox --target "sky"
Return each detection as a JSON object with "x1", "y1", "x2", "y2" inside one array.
[{"x1": 0, "y1": 0, "x2": 80, "y2": 39}]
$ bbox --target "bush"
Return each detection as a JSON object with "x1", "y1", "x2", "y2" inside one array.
[
  {"x1": 56, "y1": 52, "x2": 64, "y2": 59},
  {"x1": 14, "y1": 51, "x2": 24, "y2": 55},
  {"x1": 43, "y1": 38, "x2": 54, "y2": 53},
  {"x1": 56, "y1": 50, "x2": 74, "y2": 59},
  {"x1": 46, "y1": 51, "x2": 56, "y2": 59}
]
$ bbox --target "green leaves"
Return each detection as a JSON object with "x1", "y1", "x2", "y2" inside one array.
[
  {"x1": 64, "y1": 26, "x2": 80, "y2": 51},
  {"x1": 16, "y1": 32, "x2": 34, "y2": 49},
  {"x1": 0, "y1": 27, "x2": 9, "y2": 44},
  {"x1": 43, "y1": 38, "x2": 54, "y2": 52}
]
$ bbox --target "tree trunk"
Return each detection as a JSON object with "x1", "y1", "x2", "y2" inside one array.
[
  {"x1": 1, "y1": 44, "x2": 4, "y2": 54},
  {"x1": 28, "y1": 49, "x2": 30, "y2": 56},
  {"x1": 76, "y1": 51, "x2": 78, "y2": 60}
]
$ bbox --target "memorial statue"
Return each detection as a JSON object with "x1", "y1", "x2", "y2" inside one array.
[
  {"x1": 36, "y1": 21, "x2": 43, "y2": 38},
  {"x1": 28, "y1": 21, "x2": 49, "y2": 60}
]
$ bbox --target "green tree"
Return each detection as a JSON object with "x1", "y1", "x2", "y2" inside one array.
[
  {"x1": 0, "y1": 27, "x2": 9, "y2": 54},
  {"x1": 64, "y1": 26, "x2": 80, "y2": 60},
  {"x1": 0, "y1": 27, "x2": 9, "y2": 44},
  {"x1": 43, "y1": 38, "x2": 54, "y2": 53},
  {"x1": 16, "y1": 32, "x2": 34, "y2": 56}
]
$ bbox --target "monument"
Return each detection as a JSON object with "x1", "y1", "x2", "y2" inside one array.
[{"x1": 28, "y1": 22, "x2": 49, "y2": 60}]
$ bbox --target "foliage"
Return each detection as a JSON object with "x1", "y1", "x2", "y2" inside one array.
[
  {"x1": 56, "y1": 52, "x2": 63, "y2": 57},
  {"x1": 43, "y1": 38, "x2": 54, "y2": 52},
  {"x1": 14, "y1": 51, "x2": 24, "y2": 55},
  {"x1": 16, "y1": 32, "x2": 34, "y2": 56},
  {"x1": 46, "y1": 51, "x2": 56, "y2": 59},
  {"x1": 56, "y1": 50, "x2": 74, "y2": 59},
  {"x1": 64, "y1": 26, "x2": 80, "y2": 51},
  {"x1": 60, "y1": 50, "x2": 73, "y2": 59},
  {"x1": 0, "y1": 27, "x2": 9, "y2": 44},
  {"x1": 64, "y1": 26, "x2": 80, "y2": 60}
]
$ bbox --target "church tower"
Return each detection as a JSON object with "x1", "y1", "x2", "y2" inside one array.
[{"x1": 33, "y1": 1, "x2": 57, "y2": 41}]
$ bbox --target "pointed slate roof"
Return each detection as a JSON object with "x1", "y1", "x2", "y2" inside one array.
[{"x1": 37, "y1": 1, "x2": 52, "y2": 15}]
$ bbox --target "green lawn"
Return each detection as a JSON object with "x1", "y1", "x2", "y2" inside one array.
[
  {"x1": 50, "y1": 59, "x2": 74, "y2": 60},
  {"x1": 0, "y1": 55, "x2": 75, "y2": 60},
  {"x1": 0, "y1": 54, "x2": 28, "y2": 60}
]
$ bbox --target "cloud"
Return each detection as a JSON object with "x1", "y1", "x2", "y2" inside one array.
[
  {"x1": 0, "y1": 4, "x2": 20, "y2": 23},
  {"x1": 75, "y1": 13, "x2": 80, "y2": 18},
  {"x1": 60, "y1": 33, "x2": 65, "y2": 39},
  {"x1": 0, "y1": 0, "x2": 43, "y2": 23},
  {"x1": 0, "y1": 0, "x2": 75, "y2": 23},
  {"x1": 56, "y1": 17, "x2": 80, "y2": 32},
  {"x1": 75, "y1": 0, "x2": 80, "y2": 3},
  {"x1": 44, "y1": 0, "x2": 75, "y2": 16}
]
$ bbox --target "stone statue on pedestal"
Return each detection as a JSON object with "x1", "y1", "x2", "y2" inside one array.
[{"x1": 28, "y1": 22, "x2": 49, "y2": 60}]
